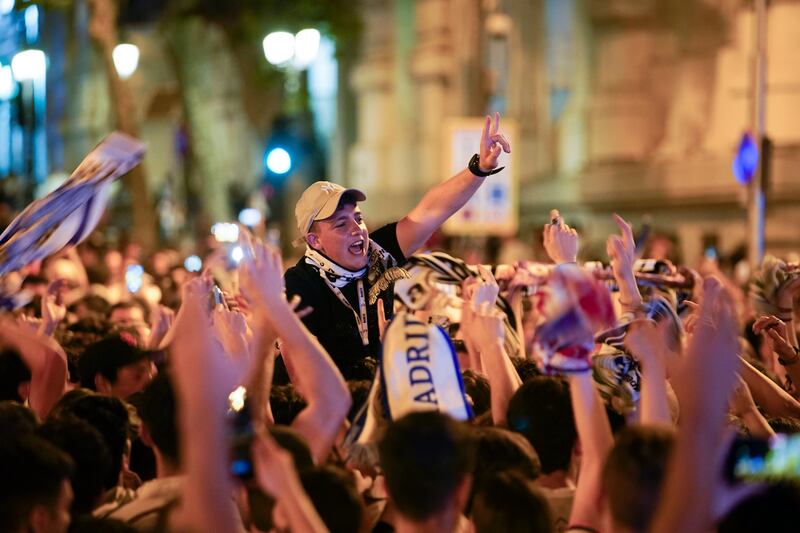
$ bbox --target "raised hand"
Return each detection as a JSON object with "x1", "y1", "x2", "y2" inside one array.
[
  {"x1": 239, "y1": 240, "x2": 286, "y2": 312},
  {"x1": 171, "y1": 276, "x2": 254, "y2": 405},
  {"x1": 250, "y1": 429, "x2": 328, "y2": 533},
  {"x1": 471, "y1": 265, "x2": 500, "y2": 308},
  {"x1": 625, "y1": 319, "x2": 676, "y2": 374},
  {"x1": 607, "y1": 214, "x2": 636, "y2": 281},
  {"x1": 478, "y1": 112, "x2": 511, "y2": 172},
  {"x1": 17, "y1": 314, "x2": 43, "y2": 336},
  {"x1": 754, "y1": 316, "x2": 798, "y2": 364},
  {"x1": 212, "y1": 304, "x2": 250, "y2": 361},
  {"x1": 251, "y1": 429, "x2": 301, "y2": 498},
  {"x1": 147, "y1": 305, "x2": 175, "y2": 349},
  {"x1": 682, "y1": 277, "x2": 741, "y2": 407},
  {"x1": 40, "y1": 280, "x2": 67, "y2": 336},
  {"x1": 466, "y1": 302, "x2": 506, "y2": 352},
  {"x1": 543, "y1": 210, "x2": 579, "y2": 265}
]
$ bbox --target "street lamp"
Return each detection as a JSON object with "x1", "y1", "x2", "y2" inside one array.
[
  {"x1": 0, "y1": 65, "x2": 15, "y2": 176},
  {"x1": 0, "y1": 0, "x2": 14, "y2": 16},
  {"x1": 263, "y1": 32, "x2": 295, "y2": 66},
  {"x1": 10, "y1": 48, "x2": 47, "y2": 193},
  {"x1": 293, "y1": 29, "x2": 321, "y2": 69},
  {"x1": 11, "y1": 49, "x2": 46, "y2": 81},
  {"x1": 0, "y1": 65, "x2": 15, "y2": 100},
  {"x1": 112, "y1": 43, "x2": 140, "y2": 79},
  {"x1": 262, "y1": 28, "x2": 321, "y2": 69}
]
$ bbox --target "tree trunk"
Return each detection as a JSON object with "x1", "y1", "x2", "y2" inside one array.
[
  {"x1": 87, "y1": 0, "x2": 157, "y2": 250},
  {"x1": 164, "y1": 16, "x2": 257, "y2": 223}
]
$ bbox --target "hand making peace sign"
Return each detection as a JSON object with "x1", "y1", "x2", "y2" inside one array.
[{"x1": 478, "y1": 112, "x2": 512, "y2": 172}]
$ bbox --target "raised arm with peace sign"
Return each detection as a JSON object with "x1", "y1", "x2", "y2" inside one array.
[{"x1": 397, "y1": 112, "x2": 512, "y2": 256}]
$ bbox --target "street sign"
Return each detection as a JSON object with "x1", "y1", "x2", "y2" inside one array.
[
  {"x1": 733, "y1": 132, "x2": 759, "y2": 185},
  {"x1": 441, "y1": 117, "x2": 519, "y2": 236}
]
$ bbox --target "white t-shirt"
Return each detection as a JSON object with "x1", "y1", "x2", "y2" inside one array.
[{"x1": 538, "y1": 485, "x2": 576, "y2": 533}]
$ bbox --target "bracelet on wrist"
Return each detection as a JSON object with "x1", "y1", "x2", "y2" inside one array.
[
  {"x1": 468, "y1": 154, "x2": 504, "y2": 177},
  {"x1": 778, "y1": 346, "x2": 800, "y2": 366}
]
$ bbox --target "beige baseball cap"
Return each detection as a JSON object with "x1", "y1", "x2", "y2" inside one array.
[{"x1": 295, "y1": 181, "x2": 367, "y2": 235}]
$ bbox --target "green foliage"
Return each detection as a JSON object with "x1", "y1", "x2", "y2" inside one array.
[
  {"x1": 164, "y1": 0, "x2": 361, "y2": 47},
  {"x1": 16, "y1": 0, "x2": 73, "y2": 10}
]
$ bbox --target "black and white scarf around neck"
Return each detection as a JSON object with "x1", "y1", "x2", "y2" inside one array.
[{"x1": 303, "y1": 241, "x2": 410, "y2": 304}]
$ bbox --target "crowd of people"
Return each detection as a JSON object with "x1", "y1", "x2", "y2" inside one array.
[{"x1": 2, "y1": 113, "x2": 800, "y2": 533}]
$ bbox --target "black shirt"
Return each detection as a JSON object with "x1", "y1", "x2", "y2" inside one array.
[{"x1": 284, "y1": 223, "x2": 406, "y2": 378}]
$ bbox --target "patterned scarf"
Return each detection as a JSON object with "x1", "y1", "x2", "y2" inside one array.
[{"x1": 304, "y1": 240, "x2": 409, "y2": 304}]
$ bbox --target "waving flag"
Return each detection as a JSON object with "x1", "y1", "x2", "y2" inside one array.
[{"x1": 0, "y1": 132, "x2": 145, "y2": 277}]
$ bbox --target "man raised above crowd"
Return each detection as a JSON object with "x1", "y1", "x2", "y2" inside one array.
[{"x1": 285, "y1": 113, "x2": 511, "y2": 376}]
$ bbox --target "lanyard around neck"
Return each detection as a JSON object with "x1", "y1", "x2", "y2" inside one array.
[{"x1": 324, "y1": 277, "x2": 369, "y2": 346}]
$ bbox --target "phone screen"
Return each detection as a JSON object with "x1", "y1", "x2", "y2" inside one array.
[
  {"x1": 228, "y1": 386, "x2": 254, "y2": 480},
  {"x1": 726, "y1": 434, "x2": 800, "y2": 483},
  {"x1": 125, "y1": 264, "x2": 144, "y2": 293}
]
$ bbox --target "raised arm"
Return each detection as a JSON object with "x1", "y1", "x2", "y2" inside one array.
[
  {"x1": 461, "y1": 267, "x2": 521, "y2": 425},
  {"x1": 240, "y1": 241, "x2": 351, "y2": 464},
  {"x1": 396, "y1": 112, "x2": 510, "y2": 256},
  {"x1": 567, "y1": 370, "x2": 614, "y2": 531},
  {"x1": 651, "y1": 278, "x2": 742, "y2": 533},
  {"x1": 607, "y1": 214, "x2": 643, "y2": 314},
  {"x1": 730, "y1": 375, "x2": 774, "y2": 439},
  {"x1": 169, "y1": 277, "x2": 254, "y2": 533},
  {"x1": 738, "y1": 356, "x2": 800, "y2": 418},
  {"x1": 251, "y1": 430, "x2": 328, "y2": 533},
  {"x1": 0, "y1": 318, "x2": 67, "y2": 420},
  {"x1": 753, "y1": 315, "x2": 800, "y2": 396},
  {"x1": 625, "y1": 320, "x2": 673, "y2": 426}
]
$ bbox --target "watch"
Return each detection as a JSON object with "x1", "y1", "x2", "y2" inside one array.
[{"x1": 468, "y1": 153, "x2": 505, "y2": 177}]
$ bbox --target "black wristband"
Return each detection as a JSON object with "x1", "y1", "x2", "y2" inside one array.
[
  {"x1": 779, "y1": 346, "x2": 800, "y2": 366},
  {"x1": 468, "y1": 153, "x2": 504, "y2": 177}
]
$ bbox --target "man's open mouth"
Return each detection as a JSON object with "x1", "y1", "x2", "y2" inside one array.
[{"x1": 349, "y1": 239, "x2": 365, "y2": 254}]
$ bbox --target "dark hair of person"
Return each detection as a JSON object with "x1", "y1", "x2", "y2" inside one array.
[
  {"x1": 471, "y1": 471, "x2": 554, "y2": 533},
  {"x1": 0, "y1": 348, "x2": 31, "y2": 403},
  {"x1": 506, "y1": 377, "x2": 577, "y2": 474},
  {"x1": 270, "y1": 385, "x2": 308, "y2": 425},
  {"x1": 341, "y1": 357, "x2": 378, "y2": 381},
  {"x1": 58, "y1": 394, "x2": 130, "y2": 491},
  {"x1": 269, "y1": 425, "x2": 314, "y2": 472},
  {"x1": 301, "y1": 465, "x2": 364, "y2": 533},
  {"x1": 85, "y1": 262, "x2": 113, "y2": 286},
  {"x1": 49, "y1": 388, "x2": 95, "y2": 419},
  {"x1": 606, "y1": 404, "x2": 628, "y2": 434},
  {"x1": 347, "y1": 380, "x2": 372, "y2": 423},
  {"x1": 767, "y1": 416, "x2": 800, "y2": 435},
  {"x1": 22, "y1": 274, "x2": 49, "y2": 288},
  {"x1": 511, "y1": 357, "x2": 543, "y2": 383},
  {"x1": 38, "y1": 415, "x2": 113, "y2": 514},
  {"x1": 0, "y1": 400, "x2": 38, "y2": 435},
  {"x1": 472, "y1": 426, "x2": 541, "y2": 492},
  {"x1": 462, "y1": 370, "x2": 491, "y2": 417},
  {"x1": 601, "y1": 425, "x2": 675, "y2": 532},
  {"x1": 109, "y1": 299, "x2": 150, "y2": 324},
  {"x1": 718, "y1": 482, "x2": 800, "y2": 533},
  {"x1": 137, "y1": 372, "x2": 179, "y2": 466},
  {"x1": 378, "y1": 411, "x2": 475, "y2": 522},
  {"x1": 68, "y1": 515, "x2": 138, "y2": 533},
  {"x1": 70, "y1": 295, "x2": 112, "y2": 318},
  {"x1": 0, "y1": 435, "x2": 73, "y2": 533}
]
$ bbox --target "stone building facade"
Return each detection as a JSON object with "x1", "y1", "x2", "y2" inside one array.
[{"x1": 345, "y1": 0, "x2": 800, "y2": 266}]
